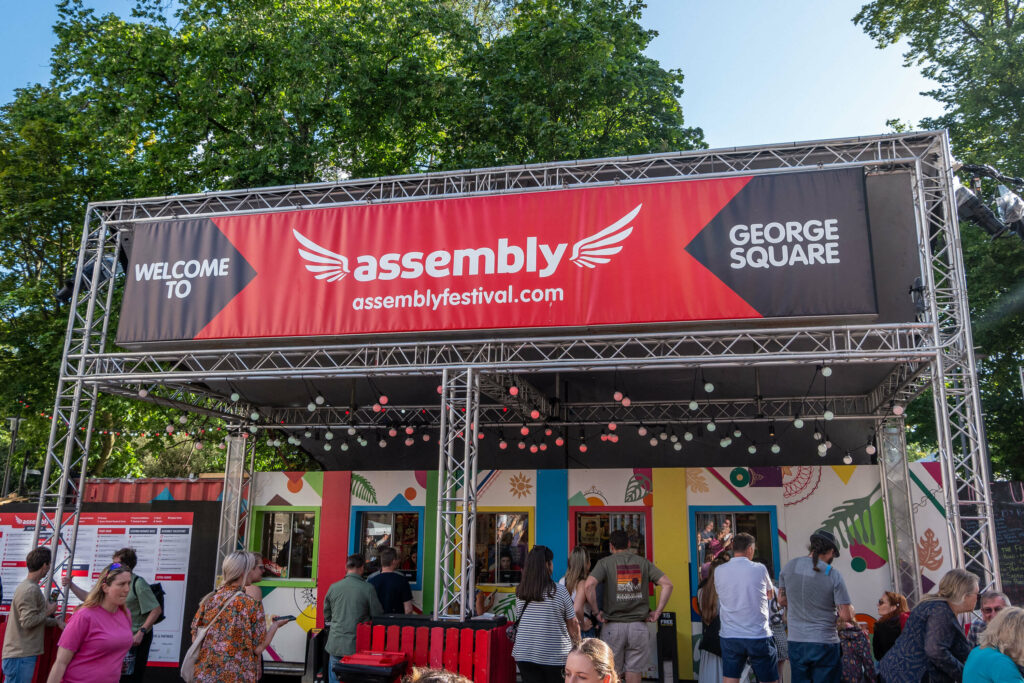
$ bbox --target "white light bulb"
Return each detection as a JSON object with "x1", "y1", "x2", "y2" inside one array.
[
  {"x1": 748, "y1": 445, "x2": 757, "y2": 454},
  {"x1": 230, "y1": 392, "x2": 240, "y2": 402},
  {"x1": 892, "y1": 403, "x2": 905, "y2": 416},
  {"x1": 315, "y1": 395, "x2": 325, "y2": 405},
  {"x1": 824, "y1": 410, "x2": 835, "y2": 421},
  {"x1": 659, "y1": 431, "x2": 668, "y2": 441},
  {"x1": 733, "y1": 428, "x2": 742, "y2": 438},
  {"x1": 341, "y1": 442, "x2": 349, "y2": 451},
  {"x1": 673, "y1": 442, "x2": 682, "y2": 451},
  {"x1": 689, "y1": 400, "x2": 699, "y2": 411},
  {"x1": 720, "y1": 438, "x2": 729, "y2": 448},
  {"x1": 138, "y1": 389, "x2": 149, "y2": 398},
  {"x1": 248, "y1": 426, "x2": 257, "y2": 434},
  {"x1": 307, "y1": 402, "x2": 316, "y2": 412},
  {"x1": 843, "y1": 454, "x2": 853, "y2": 464},
  {"x1": 324, "y1": 443, "x2": 332, "y2": 451},
  {"x1": 707, "y1": 421, "x2": 717, "y2": 432},
  {"x1": 825, "y1": 440, "x2": 832, "y2": 449},
  {"x1": 704, "y1": 382, "x2": 714, "y2": 393},
  {"x1": 304, "y1": 430, "x2": 312, "y2": 438},
  {"x1": 866, "y1": 444, "x2": 877, "y2": 455},
  {"x1": 822, "y1": 366, "x2": 833, "y2": 377},
  {"x1": 250, "y1": 411, "x2": 260, "y2": 421},
  {"x1": 637, "y1": 426, "x2": 648, "y2": 436},
  {"x1": 771, "y1": 443, "x2": 781, "y2": 454},
  {"x1": 325, "y1": 432, "x2": 334, "y2": 440},
  {"x1": 684, "y1": 431, "x2": 694, "y2": 442},
  {"x1": 649, "y1": 438, "x2": 658, "y2": 447},
  {"x1": 178, "y1": 415, "x2": 188, "y2": 424},
  {"x1": 814, "y1": 431, "x2": 822, "y2": 441},
  {"x1": 379, "y1": 439, "x2": 387, "y2": 448},
  {"x1": 670, "y1": 434, "x2": 678, "y2": 443},
  {"x1": 348, "y1": 427, "x2": 357, "y2": 436},
  {"x1": 817, "y1": 443, "x2": 828, "y2": 456},
  {"x1": 793, "y1": 417, "x2": 804, "y2": 429}
]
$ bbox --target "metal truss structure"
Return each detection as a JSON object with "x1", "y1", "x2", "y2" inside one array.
[
  {"x1": 434, "y1": 369, "x2": 480, "y2": 619},
  {"x1": 878, "y1": 420, "x2": 922, "y2": 604},
  {"x1": 35, "y1": 131, "x2": 1000, "y2": 617}
]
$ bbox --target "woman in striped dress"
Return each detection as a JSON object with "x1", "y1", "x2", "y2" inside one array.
[{"x1": 512, "y1": 545, "x2": 581, "y2": 683}]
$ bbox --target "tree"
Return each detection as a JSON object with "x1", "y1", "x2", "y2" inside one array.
[
  {"x1": 855, "y1": 0, "x2": 1024, "y2": 479},
  {"x1": 0, "y1": 0, "x2": 704, "y2": 477}
]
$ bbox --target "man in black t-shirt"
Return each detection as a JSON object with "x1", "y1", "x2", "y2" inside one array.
[{"x1": 368, "y1": 547, "x2": 414, "y2": 614}]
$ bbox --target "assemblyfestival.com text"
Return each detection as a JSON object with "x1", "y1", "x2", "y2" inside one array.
[{"x1": 350, "y1": 286, "x2": 565, "y2": 311}]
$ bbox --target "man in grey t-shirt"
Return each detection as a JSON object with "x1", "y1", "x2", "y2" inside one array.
[{"x1": 779, "y1": 530, "x2": 853, "y2": 683}]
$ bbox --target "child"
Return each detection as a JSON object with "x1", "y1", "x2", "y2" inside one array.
[{"x1": 838, "y1": 613, "x2": 875, "y2": 683}]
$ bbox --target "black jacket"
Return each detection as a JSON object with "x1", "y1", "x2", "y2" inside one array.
[{"x1": 872, "y1": 616, "x2": 902, "y2": 662}]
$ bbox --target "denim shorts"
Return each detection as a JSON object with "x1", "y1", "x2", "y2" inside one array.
[{"x1": 720, "y1": 635, "x2": 779, "y2": 681}]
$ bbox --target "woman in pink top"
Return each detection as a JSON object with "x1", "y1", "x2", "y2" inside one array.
[{"x1": 47, "y1": 563, "x2": 134, "y2": 683}]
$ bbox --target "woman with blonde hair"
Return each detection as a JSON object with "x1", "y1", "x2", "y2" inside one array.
[
  {"x1": 189, "y1": 551, "x2": 288, "y2": 682},
  {"x1": 561, "y1": 546, "x2": 596, "y2": 637},
  {"x1": 46, "y1": 563, "x2": 134, "y2": 683},
  {"x1": 564, "y1": 638, "x2": 618, "y2": 683},
  {"x1": 879, "y1": 568, "x2": 978, "y2": 682},
  {"x1": 963, "y1": 606, "x2": 1024, "y2": 682}
]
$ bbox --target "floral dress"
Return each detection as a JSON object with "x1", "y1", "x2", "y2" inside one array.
[{"x1": 190, "y1": 585, "x2": 267, "y2": 683}]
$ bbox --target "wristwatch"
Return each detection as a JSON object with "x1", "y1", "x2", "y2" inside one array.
[{"x1": 140, "y1": 626, "x2": 150, "y2": 635}]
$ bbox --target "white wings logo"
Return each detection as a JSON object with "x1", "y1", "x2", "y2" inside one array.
[
  {"x1": 292, "y1": 203, "x2": 640, "y2": 282},
  {"x1": 293, "y1": 229, "x2": 350, "y2": 282},
  {"x1": 569, "y1": 204, "x2": 640, "y2": 269}
]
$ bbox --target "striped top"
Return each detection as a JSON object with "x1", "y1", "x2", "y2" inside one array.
[{"x1": 511, "y1": 583, "x2": 575, "y2": 666}]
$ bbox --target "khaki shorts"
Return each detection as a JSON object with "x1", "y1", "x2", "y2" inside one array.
[{"x1": 600, "y1": 621, "x2": 651, "y2": 674}]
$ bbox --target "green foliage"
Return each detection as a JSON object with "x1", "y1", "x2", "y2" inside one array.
[
  {"x1": 0, "y1": 0, "x2": 703, "y2": 478},
  {"x1": 856, "y1": 0, "x2": 1024, "y2": 480}
]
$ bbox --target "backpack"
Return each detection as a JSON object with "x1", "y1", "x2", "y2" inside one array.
[{"x1": 134, "y1": 575, "x2": 166, "y2": 625}]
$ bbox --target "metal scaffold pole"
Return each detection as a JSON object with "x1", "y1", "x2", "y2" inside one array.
[
  {"x1": 878, "y1": 419, "x2": 922, "y2": 604},
  {"x1": 433, "y1": 368, "x2": 480, "y2": 620}
]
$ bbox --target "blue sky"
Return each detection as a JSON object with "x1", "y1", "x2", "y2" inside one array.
[{"x1": 1, "y1": 1, "x2": 943, "y2": 149}]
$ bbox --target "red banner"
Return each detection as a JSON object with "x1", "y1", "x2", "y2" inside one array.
[{"x1": 117, "y1": 169, "x2": 876, "y2": 343}]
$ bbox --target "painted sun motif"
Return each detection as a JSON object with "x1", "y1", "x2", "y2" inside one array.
[{"x1": 509, "y1": 473, "x2": 533, "y2": 499}]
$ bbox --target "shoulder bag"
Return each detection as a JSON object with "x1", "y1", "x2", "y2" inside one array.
[
  {"x1": 181, "y1": 591, "x2": 241, "y2": 682},
  {"x1": 505, "y1": 600, "x2": 531, "y2": 644}
]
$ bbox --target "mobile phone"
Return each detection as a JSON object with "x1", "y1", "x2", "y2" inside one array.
[
  {"x1": 273, "y1": 615, "x2": 297, "y2": 623},
  {"x1": 50, "y1": 589, "x2": 60, "y2": 602}
]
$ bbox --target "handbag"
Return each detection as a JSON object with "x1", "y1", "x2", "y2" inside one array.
[
  {"x1": 505, "y1": 600, "x2": 530, "y2": 643},
  {"x1": 181, "y1": 591, "x2": 241, "y2": 682}
]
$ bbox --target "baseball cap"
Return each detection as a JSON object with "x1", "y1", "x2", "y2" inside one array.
[{"x1": 810, "y1": 529, "x2": 841, "y2": 557}]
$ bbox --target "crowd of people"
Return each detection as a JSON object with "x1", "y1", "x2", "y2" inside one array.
[
  {"x1": 695, "y1": 529, "x2": 1024, "y2": 683},
  {"x1": 1, "y1": 531, "x2": 1021, "y2": 683}
]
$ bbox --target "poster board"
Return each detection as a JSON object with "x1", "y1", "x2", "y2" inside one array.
[
  {"x1": 0, "y1": 512, "x2": 193, "y2": 667},
  {"x1": 992, "y1": 483, "x2": 1024, "y2": 605}
]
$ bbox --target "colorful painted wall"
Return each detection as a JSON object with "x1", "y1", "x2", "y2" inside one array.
[{"x1": 242, "y1": 462, "x2": 954, "y2": 676}]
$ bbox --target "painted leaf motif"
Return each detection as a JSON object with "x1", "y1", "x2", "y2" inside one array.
[
  {"x1": 624, "y1": 473, "x2": 651, "y2": 503},
  {"x1": 917, "y1": 528, "x2": 943, "y2": 571},
  {"x1": 494, "y1": 593, "x2": 518, "y2": 619},
  {"x1": 687, "y1": 469, "x2": 709, "y2": 493},
  {"x1": 350, "y1": 473, "x2": 378, "y2": 504},
  {"x1": 818, "y1": 483, "x2": 881, "y2": 548}
]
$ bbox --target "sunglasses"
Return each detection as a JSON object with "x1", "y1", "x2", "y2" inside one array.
[{"x1": 981, "y1": 606, "x2": 1004, "y2": 615}]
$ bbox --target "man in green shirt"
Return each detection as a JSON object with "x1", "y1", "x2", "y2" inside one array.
[
  {"x1": 577, "y1": 529, "x2": 673, "y2": 683},
  {"x1": 2, "y1": 547, "x2": 63, "y2": 683},
  {"x1": 66, "y1": 546, "x2": 162, "y2": 683},
  {"x1": 323, "y1": 554, "x2": 382, "y2": 683}
]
